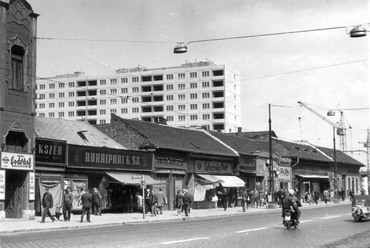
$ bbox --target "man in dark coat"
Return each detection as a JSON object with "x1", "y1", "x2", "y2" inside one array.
[
  {"x1": 92, "y1": 187, "x2": 102, "y2": 216},
  {"x1": 182, "y1": 189, "x2": 193, "y2": 216},
  {"x1": 80, "y1": 188, "x2": 92, "y2": 222},
  {"x1": 63, "y1": 187, "x2": 73, "y2": 221},
  {"x1": 41, "y1": 187, "x2": 55, "y2": 223}
]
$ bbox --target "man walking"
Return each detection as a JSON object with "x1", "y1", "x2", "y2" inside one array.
[
  {"x1": 182, "y1": 189, "x2": 193, "y2": 216},
  {"x1": 155, "y1": 188, "x2": 167, "y2": 215},
  {"x1": 63, "y1": 187, "x2": 73, "y2": 221},
  {"x1": 80, "y1": 188, "x2": 92, "y2": 222},
  {"x1": 41, "y1": 187, "x2": 55, "y2": 223}
]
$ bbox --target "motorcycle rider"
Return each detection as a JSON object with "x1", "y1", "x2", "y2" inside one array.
[{"x1": 282, "y1": 189, "x2": 297, "y2": 224}]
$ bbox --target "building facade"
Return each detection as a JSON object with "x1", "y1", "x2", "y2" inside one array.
[
  {"x1": 35, "y1": 61, "x2": 241, "y2": 133},
  {"x1": 0, "y1": 0, "x2": 38, "y2": 220}
]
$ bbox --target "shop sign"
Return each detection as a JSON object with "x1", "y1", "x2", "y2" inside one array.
[
  {"x1": 68, "y1": 145, "x2": 152, "y2": 170},
  {"x1": 154, "y1": 153, "x2": 187, "y2": 169},
  {"x1": 195, "y1": 160, "x2": 233, "y2": 174},
  {"x1": 0, "y1": 170, "x2": 5, "y2": 200},
  {"x1": 35, "y1": 139, "x2": 66, "y2": 164},
  {"x1": 278, "y1": 166, "x2": 291, "y2": 182},
  {"x1": 239, "y1": 155, "x2": 256, "y2": 171},
  {"x1": 29, "y1": 172, "x2": 35, "y2": 201},
  {"x1": 1, "y1": 152, "x2": 34, "y2": 170}
]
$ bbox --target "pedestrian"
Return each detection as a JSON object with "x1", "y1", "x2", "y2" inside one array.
[
  {"x1": 182, "y1": 189, "x2": 193, "y2": 216},
  {"x1": 323, "y1": 189, "x2": 329, "y2": 204},
  {"x1": 330, "y1": 189, "x2": 334, "y2": 202},
  {"x1": 92, "y1": 187, "x2": 102, "y2": 216},
  {"x1": 150, "y1": 189, "x2": 158, "y2": 216},
  {"x1": 349, "y1": 190, "x2": 354, "y2": 202},
  {"x1": 211, "y1": 194, "x2": 218, "y2": 209},
  {"x1": 292, "y1": 191, "x2": 302, "y2": 223},
  {"x1": 313, "y1": 189, "x2": 320, "y2": 204},
  {"x1": 306, "y1": 191, "x2": 312, "y2": 205},
  {"x1": 220, "y1": 188, "x2": 230, "y2": 211},
  {"x1": 145, "y1": 188, "x2": 152, "y2": 214},
  {"x1": 41, "y1": 187, "x2": 55, "y2": 223},
  {"x1": 175, "y1": 190, "x2": 183, "y2": 216},
  {"x1": 80, "y1": 188, "x2": 92, "y2": 222},
  {"x1": 136, "y1": 192, "x2": 143, "y2": 212},
  {"x1": 241, "y1": 189, "x2": 248, "y2": 212},
  {"x1": 155, "y1": 188, "x2": 167, "y2": 215},
  {"x1": 63, "y1": 187, "x2": 73, "y2": 221}
]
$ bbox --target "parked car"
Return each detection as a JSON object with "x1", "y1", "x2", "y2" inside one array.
[{"x1": 351, "y1": 194, "x2": 370, "y2": 222}]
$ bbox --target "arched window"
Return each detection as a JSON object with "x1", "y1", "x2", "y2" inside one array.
[{"x1": 10, "y1": 45, "x2": 25, "y2": 91}]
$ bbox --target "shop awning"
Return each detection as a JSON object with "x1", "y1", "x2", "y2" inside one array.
[
  {"x1": 106, "y1": 172, "x2": 163, "y2": 185},
  {"x1": 197, "y1": 174, "x2": 223, "y2": 184},
  {"x1": 296, "y1": 174, "x2": 329, "y2": 179},
  {"x1": 214, "y1": 175, "x2": 245, "y2": 187}
]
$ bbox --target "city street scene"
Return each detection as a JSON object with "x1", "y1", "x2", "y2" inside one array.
[{"x1": 0, "y1": 0, "x2": 369, "y2": 248}]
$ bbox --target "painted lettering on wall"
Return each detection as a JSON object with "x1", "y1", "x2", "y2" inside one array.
[
  {"x1": 84, "y1": 152, "x2": 141, "y2": 165},
  {"x1": 195, "y1": 160, "x2": 233, "y2": 174}
]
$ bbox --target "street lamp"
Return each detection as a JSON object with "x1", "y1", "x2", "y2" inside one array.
[
  {"x1": 268, "y1": 103, "x2": 275, "y2": 208},
  {"x1": 174, "y1": 24, "x2": 369, "y2": 53}
]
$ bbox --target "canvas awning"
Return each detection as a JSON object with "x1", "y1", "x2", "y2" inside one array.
[
  {"x1": 197, "y1": 174, "x2": 223, "y2": 184},
  {"x1": 214, "y1": 175, "x2": 245, "y2": 187},
  {"x1": 296, "y1": 174, "x2": 329, "y2": 179},
  {"x1": 106, "y1": 172, "x2": 163, "y2": 185}
]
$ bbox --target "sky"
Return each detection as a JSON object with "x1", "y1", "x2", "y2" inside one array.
[{"x1": 28, "y1": 0, "x2": 369, "y2": 166}]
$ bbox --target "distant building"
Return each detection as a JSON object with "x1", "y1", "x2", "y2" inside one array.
[{"x1": 35, "y1": 61, "x2": 241, "y2": 133}]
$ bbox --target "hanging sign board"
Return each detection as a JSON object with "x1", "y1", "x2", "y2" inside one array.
[
  {"x1": 0, "y1": 170, "x2": 5, "y2": 200},
  {"x1": 1, "y1": 152, "x2": 34, "y2": 170}
]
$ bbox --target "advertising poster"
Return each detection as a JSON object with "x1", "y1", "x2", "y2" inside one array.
[
  {"x1": 29, "y1": 172, "x2": 35, "y2": 201},
  {"x1": 0, "y1": 170, "x2": 5, "y2": 200}
]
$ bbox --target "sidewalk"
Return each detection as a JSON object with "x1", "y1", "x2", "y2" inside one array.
[{"x1": 0, "y1": 200, "x2": 350, "y2": 234}]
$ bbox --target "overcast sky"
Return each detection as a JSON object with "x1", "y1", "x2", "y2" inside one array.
[{"x1": 29, "y1": 0, "x2": 369, "y2": 165}]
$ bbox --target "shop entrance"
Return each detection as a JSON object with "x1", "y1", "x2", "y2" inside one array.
[{"x1": 5, "y1": 170, "x2": 27, "y2": 218}]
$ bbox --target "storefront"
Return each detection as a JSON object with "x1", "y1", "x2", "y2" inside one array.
[
  {"x1": 153, "y1": 152, "x2": 187, "y2": 210},
  {"x1": 67, "y1": 145, "x2": 157, "y2": 213}
]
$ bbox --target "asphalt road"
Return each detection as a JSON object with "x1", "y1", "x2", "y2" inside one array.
[{"x1": 1, "y1": 205, "x2": 369, "y2": 248}]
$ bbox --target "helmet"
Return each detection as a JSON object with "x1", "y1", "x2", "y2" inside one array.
[{"x1": 288, "y1": 189, "x2": 295, "y2": 195}]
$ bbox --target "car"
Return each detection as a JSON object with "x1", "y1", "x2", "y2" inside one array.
[{"x1": 351, "y1": 194, "x2": 370, "y2": 222}]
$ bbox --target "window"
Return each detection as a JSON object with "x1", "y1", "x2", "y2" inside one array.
[
  {"x1": 213, "y1": 91, "x2": 224, "y2": 97},
  {"x1": 58, "y1": 102, "x2": 64, "y2": 108},
  {"x1": 178, "y1": 84, "x2": 185, "y2": 90},
  {"x1": 100, "y1": 109, "x2": 106, "y2": 115},
  {"x1": 132, "y1": 107, "x2": 139, "y2": 113},
  {"x1": 100, "y1": 90, "x2": 106, "y2": 95},
  {"x1": 10, "y1": 45, "x2": 24, "y2": 91},
  {"x1": 132, "y1": 77, "x2": 139, "y2": 83},
  {"x1": 49, "y1": 93, "x2": 55, "y2": 99},
  {"x1": 167, "y1": 116, "x2": 174, "y2": 121},
  {"x1": 202, "y1": 71, "x2": 210, "y2": 77},
  {"x1": 178, "y1": 94, "x2": 185, "y2": 100},
  {"x1": 190, "y1": 83, "x2": 197, "y2": 89},
  {"x1": 40, "y1": 84, "x2": 46, "y2": 90},
  {"x1": 190, "y1": 72, "x2": 197, "y2": 78},
  {"x1": 68, "y1": 102, "x2": 74, "y2": 107},
  {"x1": 178, "y1": 73, "x2": 185, "y2": 79},
  {"x1": 59, "y1": 83, "x2": 65, "y2": 88},
  {"x1": 166, "y1": 84, "x2": 173, "y2": 90},
  {"x1": 58, "y1": 93, "x2": 65, "y2": 98},
  {"x1": 68, "y1": 111, "x2": 74, "y2": 117},
  {"x1": 213, "y1": 70, "x2": 224, "y2": 76},
  {"x1": 68, "y1": 92, "x2": 75, "y2": 97},
  {"x1": 178, "y1": 115, "x2": 186, "y2": 121},
  {"x1": 110, "y1": 109, "x2": 117, "y2": 114},
  {"x1": 49, "y1": 84, "x2": 55, "y2": 89},
  {"x1": 110, "y1": 99, "x2": 117, "y2": 104},
  {"x1": 190, "y1": 104, "x2": 197, "y2": 110},
  {"x1": 202, "y1": 92, "x2": 210, "y2": 99},
  {"x1": 166, "y1": 95, "x2": 174, "y2": 101},
  {"x1": 121, "y1": 108, "x2": 128, "y2": 114},
  {"x1": 142, "y1": 76, "x2": 152, "y2": 82},
  {"x1": 58, "y1": 112, "x2": 64, "y2": 118},
  {"x1": 39, "y1": 103, "x2": 45, "y2": 109},
  {"x1": 121, "y1": 78, "x2": 128, "y2": 83},
  {"x1": 100, "y1": 99, "x2": 106, "y2": 105},
  {"x1": 202, "y1": 114, "x2": 210, "y2": 120},
  {"x1": 213, "y1": 113, "x2": 224, "y2": 119},
  {"x1": 166, "y1": 106, "x2": 174, "y2": 111},
  {"x1": 39, "y1": 113, "x2": 45, "y2": 117},
  {"x1": 132, "y1": 87, "x2": 139, "y2": 93},
  {"x1": 110, "y1": 78, "x2": 117, "y2": 84},
  {"x1": 212, "y1": 80, "x2": 224, "y2": 87},
  {"x1": 132, "y1": 97, "x2": 139, "y2": 103},
  {"x1": 190, "y1": 93, "x2": 197, "y2": 99},
  {"x1": 213, "y1": 124, "x2": 224, "y2": 130},
  {"x1": 202, "y1": 82, "x2": 210, "y2": 88},
  {"x1": 213, "y1": 102, "x2": 224, "y2": 108},
  {"x1": 39, "y1": 94, "x2": 45, "y2": 99},
  {"x1": 166, "y1": 74, "x2": 173, "y2": 80},
  {"x1": 99, "y1": 120, "x2": 106, "y2": 124},
  {"x1": 121, "y1": 88, "x2": 128, "y2": 94},
  {"x1": 121, "y1": 97, "x2": 128, "y2": 104},
  {"x1": 178, "y1": 105, "x2": 185, "y2": 111},
  {"x1": 202, "y1": 103, "x2": 210, "y2": 109},
  {"x1": 100, "y1": 80, "x2": 106, "y2": 85},
  {"x1": 68, "y1": 82, "x2": 75, "y2": 87},
  {"x1": 110, "y1": 89, "x2": 117, "y2": 95},
  {"x1": 49, "y1": 113, "x2": 55, "y2": 118},
  {"x1": 190, "y1": 115, "x2": 198, "y2": 120}
]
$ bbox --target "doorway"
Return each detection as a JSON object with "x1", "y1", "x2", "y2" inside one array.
[{"x1": 5, "y1": 170, "x2": 27, "y2": 218}]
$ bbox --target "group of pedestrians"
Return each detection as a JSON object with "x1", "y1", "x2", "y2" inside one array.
[
  {"x1": 41, "y1": 186, "x2": 102, "y2": 223},
  {"x1": 144, "y1": 187, "x2": 167, "y2": 216}
]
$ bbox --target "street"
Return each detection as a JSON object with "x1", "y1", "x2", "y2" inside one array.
[{"x1": 1, "y1": 204, "x2": 369, "y2": 248}]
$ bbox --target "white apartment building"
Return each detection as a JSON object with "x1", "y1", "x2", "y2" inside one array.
[{"x1": 35, "y1": 61, "x2": 241, "y2": 132}]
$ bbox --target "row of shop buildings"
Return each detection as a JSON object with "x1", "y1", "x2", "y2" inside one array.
[{"x1": 6, "y1": 113, "x2": 363, "y2": 220}]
